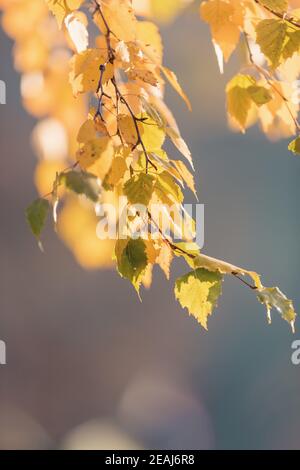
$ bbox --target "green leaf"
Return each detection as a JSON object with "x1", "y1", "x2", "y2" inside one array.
[
  {"x1": 124, "y1": 173, "x2": 155, "y2": 206},
  {"x1": 226, "y1": 74, "x2": 255, "y2": 130},
  {"x1": 154, "y1": 171, "x2": 183, "y2": 204},
  {"x1": 256, "y1": 19, "x2": 288, "y2": 68},
  {"x1": 257, "y1": 287, "x2": 297, "y2": 332},
  {"x1": 288, "y1": 137, "x2": 300, "y2": 155},
  {"x1": 26, "y1": 198, "x2": 50, "y2": 239},
  {"x1": 115, "y1": 238, "x2": 148, "y2": 292},
  {"x1": 248, "y1": 85, "x2": 272, "y2": 106},
  {"x1": 282, "y1": 29, "x2": 300, "y2": 60},
  {"x1": 258, "y1": 0, "x2": 288, "y2": 14},
  {"x1": 175, "y1": 268, "x2": 223, "y2": 330},
  {"x1": 226, "y1": 75, "x2": 272, "y2": 129},
  {"x1": 62, "y1": 171, "x2": 100, "y2": 202}
]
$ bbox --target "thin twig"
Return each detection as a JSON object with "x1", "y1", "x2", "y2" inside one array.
[
  {"x1": 254, "y1": 0, "x2": 300, "y2": 28},
  {"x1": 42, "y1": 161, "x2": 79, "y2": 199},
  {"x1": 111, "y1": 77, "x2": 157, "y2": 171},
  {"x1": 93, "y1": 2, "x2": 156, "y2": 172},
  {"x1": 146, "y1": 211, "x2": 257, "y2": 290}
]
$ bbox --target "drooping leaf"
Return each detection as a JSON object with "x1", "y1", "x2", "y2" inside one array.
[
  {"x1": 115, "y1": 238, "x2": 148, "y2": 292},
  {"x1": 200, "y1": 0, "x2": 243, "y2": 62},
  {"x1": 288, "y1": 136, "x2": 300, "y2": 154},
  {"x1": 69, "y1": 49, "x2": 114, "y2": 95},
  {"x1": 46, "y1": 0, "x2": 83, "y2": 28},
  {"x1": 161, "y1": 66, "x2": 191, "y2": 111},
  {"x1": 62, "y1": 171, "x2": 100, "y2": 202},
  {"x1": 77, "y1": 119, "x2": 97, "y2": 143},
  {"x1": 107, "y1": 156, "x2": 128, "y2": 186},
  {"x1": 94, "y1": 0, "x2": 137, "y2": 42},
  {"x1": 282, "y1": 29, "x2": 300, "y2": 60},
  {"x1": 77, "y1": 137, "x2": 114, "y2": 180},
  {"x1": 190, "y1": 253, "x2": 296, "y2": 330},
  {"x1": 154, "y1": 171, "x2": 183, "y2": 205},
  {"x1": 156, "y1": 242, "x2": 173, "y2": 279},
  {"x1": 175, "y1": 268, "x2": 223, "y2": 330},
  {"x1": 226, "y1": 74, "x2": 255, "y2": 130},
  {"x1": 124, "y1": 173, "x2": 155, "y2": 206},
  {"x1": 172, "y1": 160, "x2": 197, "y2": 197},
  {"x1": 26, "y1": 198, "x2": 50, "y2": 239},
  {"x1": 256, "y1": 19, "x2": 288, "y2": 68},
  {"x1": 118, "y1": 113, "x2": 165, "y2": 150},
  {"x1": 257, "y1": 286, "x2": 297, "y2": 332},
  {"x1": 226, "y1": 74, "x2": 271, "y2": 130}
]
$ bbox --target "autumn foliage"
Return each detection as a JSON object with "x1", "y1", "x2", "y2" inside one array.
[{"x1": 0, "y1": 0, "x2": 297, "y2": 331}]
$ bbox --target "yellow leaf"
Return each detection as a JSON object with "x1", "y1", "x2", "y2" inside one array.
[
  {"x1": 136, "y1": 20, "x2": 163, "y2": 65},
  {"x1": 107, "y1": 156, "x2": 128, "y2": 185},
  {"x1": 94, "y1": 0, "x2": 137, "y2": 41},
  {"x1": 165, "y1": 127, "x2": 194, "y2": 169},
  {"x1": 256, "y1": 19, "x2": 288, "y2": 69},
  {"x1": 149, "y1": 95, "x2": 194, "y2": 169},
  {"x1": 77, "y1": 119, "x2": 97, "y2": 143},
  {"x1": 226, "y1": 74, "x2": 255, "y2": 130},
  {"x1": 46, "y1": 0, "x2": 83, "y2": 28},
  {"x1": 156, "y1": 242, "x2": 173, "y2": 279},
  {"x1": 257, "y1": 286, "x2": 296, "y2": 332},
  {"x1": 69, "y1": 49, "x2": 114, "y2": 95},
  {"x1": 200, "y1": 0, "x2": 243, "y2": 61},
  {"x1": 172, "y1": 160, "x2": 197, "y2": 197},
  {"x1": 118, "y1": 114, "x2": 165, "y2": 150},
  {"x1": 161, "y1": 66, "x2": 191, "y2": 111},
  {"x1": 145, "y1": 239, "x2": 160, "y2": 264},
  {"x1": 77, "y1": 137, "x2": 114, "y2": 180},
  {"x1": 175, "y1": 268, "x2": 223, "y2": 330}
]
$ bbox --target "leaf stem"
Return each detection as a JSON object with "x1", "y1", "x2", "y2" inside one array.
[
  {"x1": 254, "y1": 0, "x2": 300, "y2": 28},
  {"x1": 146, "y1": 211, "x2": 257, "y2": 290}
]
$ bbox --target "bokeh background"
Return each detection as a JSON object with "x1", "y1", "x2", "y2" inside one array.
[{"x1": 1, "y1": 4, "x2": 300, "y2": 450}]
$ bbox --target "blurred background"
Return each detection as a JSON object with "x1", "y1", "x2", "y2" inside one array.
[{"x1": 1, "y1": 2, "x2": 300, "y2": 450}]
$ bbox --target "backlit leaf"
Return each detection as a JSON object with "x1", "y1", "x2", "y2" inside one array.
[
  {"x1": 288, "y1": 136, "x2": 300, "y2": 154},
  {"x1": 256, "y1": 19, "x2": 288, "y2": 68},
  {"x1": 175, "y1": 268, "x2": 223, "y2": 330},
  {"x1": 26, "y1": 198, "x2": 50, "y2": 239},
  {"x1": 62, "y1": 171, "x2": 100, "y2": 202},
  {"x1": 115, "y1": 238, "x2": 148, "y2": 292},
  {"x1": 46, "y1": 0, "x2": 83, "y2": 28},
  {"x1": 124, "y1": 173, "x2": 155, "y2": 206},
  {"x1": 257, "y1": 286, "x2": 296, "y2": 332}
]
